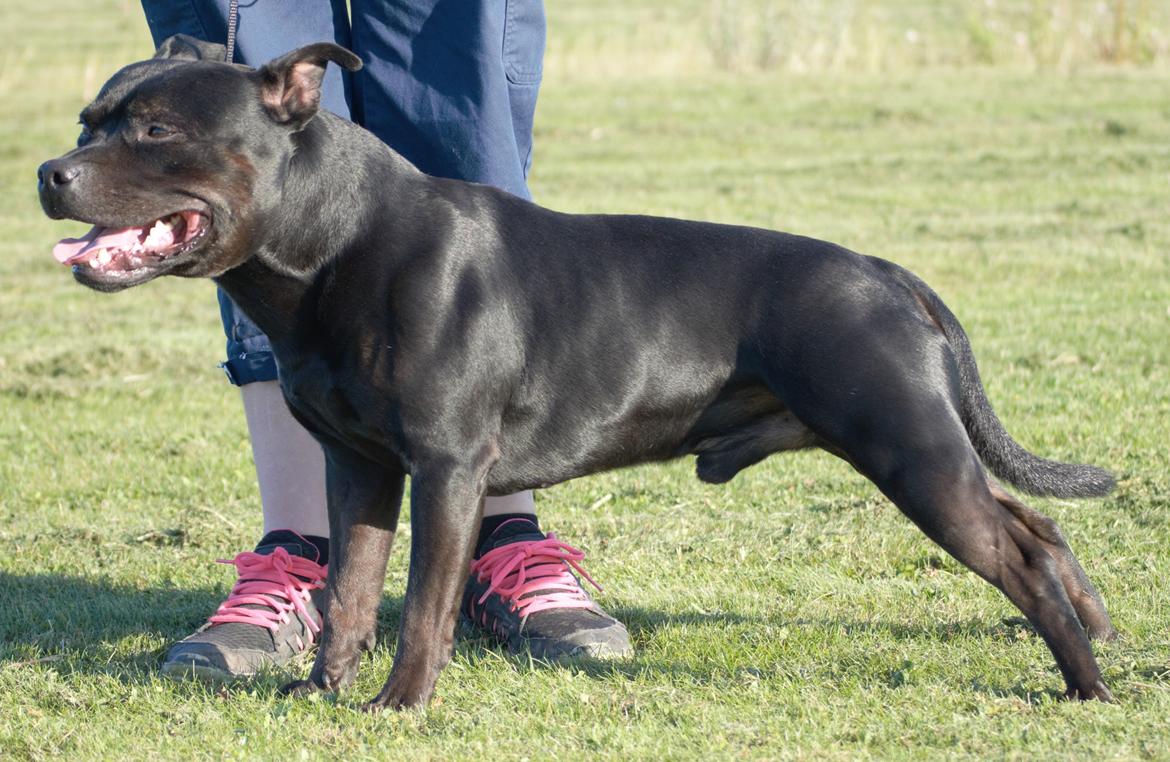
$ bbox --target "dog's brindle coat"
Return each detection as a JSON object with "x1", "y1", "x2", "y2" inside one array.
[{"x1": 39, "y1": 37, "x2": 1118, "y2": 708}]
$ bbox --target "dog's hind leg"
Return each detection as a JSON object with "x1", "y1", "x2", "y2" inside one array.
[
  {"x1": 845, "y1": 428, "x2": 1112, "y2": 700},
  {"x1": 282, "y1": 446, "x2": 404, "y2": 698},
  {"x1": 758, "y1": 282, "x2": 1111, "y2": 698},
  {"x1": 987, "y1": 480, "x2": 1116, "y2": 641}
]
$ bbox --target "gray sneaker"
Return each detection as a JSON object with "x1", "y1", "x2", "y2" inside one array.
[
  {"x1": 462, "y1": 519, "x2": 632, "y2": 660},
  {"x1": 161, "y1": 534, "x2": 327, "y2": 681}
]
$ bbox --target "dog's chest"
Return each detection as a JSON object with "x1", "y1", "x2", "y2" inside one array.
[{"x1": 276, "y1": 352, "x2": 402, "y2": 464}]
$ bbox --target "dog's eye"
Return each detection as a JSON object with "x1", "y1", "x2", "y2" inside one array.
[
  {"x1": 146, "y1": 125, "x2": 175, "y2": 139},
  {"x1": 76, "y1": 127, "x2": 93, "y2": 147}
]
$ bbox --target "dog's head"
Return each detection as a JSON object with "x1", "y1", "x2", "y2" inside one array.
[{"x1": 38, "y1": 35, "x2": 361, "y2": 291}]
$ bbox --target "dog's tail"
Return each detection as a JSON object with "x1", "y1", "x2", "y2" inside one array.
[{"x1": 898, "y1": 268, "x2": 1115, "y2": 498}]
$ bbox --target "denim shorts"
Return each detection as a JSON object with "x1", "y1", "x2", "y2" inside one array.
[{"x1": 140, "y1": 0, "x2": 546, "y2": 384}]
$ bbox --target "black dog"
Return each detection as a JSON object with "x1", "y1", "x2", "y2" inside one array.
[{"x1": 39, "y1": 36, "x2": 1118, "y2": 708}]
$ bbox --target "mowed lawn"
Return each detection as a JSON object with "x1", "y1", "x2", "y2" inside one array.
[{"x1": 1, "y1": 1, "x2": 1168, "y2": 759}]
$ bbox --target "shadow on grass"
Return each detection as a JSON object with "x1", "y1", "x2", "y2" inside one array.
[
  {"x1": 609, "y1": 605, "x2": 1040, "y2": 645},
  {"x1": 0, "y1": 572, "x2": 225, "y2": 650},
  {"x1": 1, "y1": 573, "x2": 1145, "y2": 703},
  {"x1": 0, "y1": 571, "x2": 1038, "y2": 655},
  {"x1": 0, "y1": 572, "x2": 229, "y2": 681}
]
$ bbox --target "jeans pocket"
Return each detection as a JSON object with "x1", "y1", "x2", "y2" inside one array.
[{"x1": 502, "y1": 0, "x2": 546, "y2": 86}]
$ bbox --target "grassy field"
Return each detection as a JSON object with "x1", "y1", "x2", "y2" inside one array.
[{"x1": 2, "y1": 1, "x2": 1169, "y2": 759}]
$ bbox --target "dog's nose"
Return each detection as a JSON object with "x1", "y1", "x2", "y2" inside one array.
[{"x1": 37, "y1": 160, "x2": 81, "y2": 189}]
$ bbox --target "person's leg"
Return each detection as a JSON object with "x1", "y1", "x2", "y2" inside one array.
[
  {"x1": 142, "y1": 0, "x2": 352, "y2": 679},
  {"x1": 350, "y1": 0, "x2": 539, "y2": 198},
  {"x1": 241, "y1": 381, "x2": 330, "y2": 537},
  {"x1": 351, "y1": 0, "x2": 540, "y2": 523},
  {"x1": 350, "y1": 0, "x2": 630, "y2": 658},
  {"x1": 142, "y1": 0, "x2": 351, "y2": 543}
]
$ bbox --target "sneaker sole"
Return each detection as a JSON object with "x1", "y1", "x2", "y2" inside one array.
[
  {"x1": 510, "y1": 624, "x2": 634, "y2": 662},
  {"x1": 160, "y1": 660, "x2": 247, "y2": 683},
  {"x1": 459, "y1": 614, "x2": 634, "y2": 661},
  {"x1": 160, "y1": 649, "x2": 315, "y2": 683}
]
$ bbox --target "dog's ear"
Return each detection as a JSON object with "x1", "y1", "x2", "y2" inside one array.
[
  {"x1": 153, "y1": 34, "x2": 228, "y2": 63},
  {"x1": 256, "y1": 43, "x2": 362, "y2": 128}
]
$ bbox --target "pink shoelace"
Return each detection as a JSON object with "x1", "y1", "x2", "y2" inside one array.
[
  {"x1": 208, "y1": 546, "x2": 327, "y2": 650},
  {"x1": 469, "y1": 533, "x2": 602, "y2": 624}
]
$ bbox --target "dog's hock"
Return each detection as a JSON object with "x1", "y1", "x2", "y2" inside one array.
[{"x1": 257, "y1": 43, "x2": 363, "y2": 128}]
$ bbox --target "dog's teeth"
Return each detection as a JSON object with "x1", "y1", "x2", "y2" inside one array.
[
  {"x1": 88, "y1": 257, "x2": 100, "y2": 269},
  {"x1": 97, "y1": 249, "x2": 112, "y2": 266},
  {"x1": 129, "y1": 256, "x2": 143, "y2": 267}
]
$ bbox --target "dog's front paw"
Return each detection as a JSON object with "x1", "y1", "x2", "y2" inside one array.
[
  {"x1": 279, "y1": 678, "x2": 326, "y2": 698},
  {"x1": 360, "y1": 674, "x2": 435, "y2": 713},
  {"x1": 1065, "y1": 680, "x2": 1115, "y2": 703},
  {"x1": 359, "y1": 688, "x2": 428, "y2": 713}
]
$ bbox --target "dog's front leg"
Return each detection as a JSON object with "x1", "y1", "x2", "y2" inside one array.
[
  {"x1": 362, "y1": 455, "x2": 491, "y2": 711},
  {"x1": 282, "y1": 445, "x2": 404, "y2": 697}
]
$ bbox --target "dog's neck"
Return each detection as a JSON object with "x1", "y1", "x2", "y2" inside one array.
[
  {"x1": 213, "y1": 256, "x2": 308, "y2": 345},
  {"x1": 213, "y1": 113, "x2": 422, "y2": 344}
]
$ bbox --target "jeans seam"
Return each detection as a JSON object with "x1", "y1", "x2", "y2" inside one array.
[{"x1": 502, "y1": 0, "x2": 543, "y2": 86}]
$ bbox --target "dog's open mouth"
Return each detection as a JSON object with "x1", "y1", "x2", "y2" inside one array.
[{"x1": 52, "y1": 210, "x2": 209, "y2": 274}]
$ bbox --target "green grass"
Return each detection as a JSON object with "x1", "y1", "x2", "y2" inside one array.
[{"x1": 2, "y1": 1, "x2": 1169, "y2": 759}]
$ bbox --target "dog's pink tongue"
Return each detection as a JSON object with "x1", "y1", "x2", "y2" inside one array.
[{"x1": 52, "y1": 226, "x2": 142, "y2": 264}]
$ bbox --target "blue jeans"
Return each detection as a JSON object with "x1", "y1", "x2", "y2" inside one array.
[{"x1": 140, "y1": 0, "x2": 546, "y2": 384}]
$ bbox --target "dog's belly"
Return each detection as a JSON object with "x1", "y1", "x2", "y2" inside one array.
[{"x1": 485, "y1": 374, "x2": 816, "y2": 494}]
